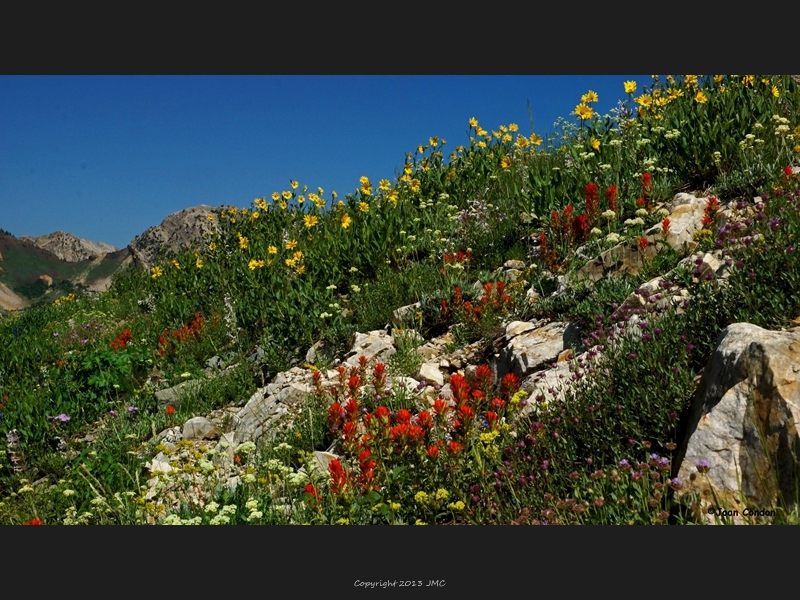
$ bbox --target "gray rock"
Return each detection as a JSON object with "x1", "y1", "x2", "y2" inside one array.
[
  {"x1": 154, "y1": 380, "x2": 203, "y2": 409},
  {"x1": 182, "y1": 417, "x2": 218, "y2": 440},
  {"x1": 392, "y1": 302, "x2": 421, "y2": 329},
  {"x1": 494, "y1": 322, "x2": 583, "y2": 379},
  {"x1": 417, "y1": 362, "x2": 444, "y2": 387},
  {"x1": 344, "y1": 330, "x2": 396, "y2": 367}
]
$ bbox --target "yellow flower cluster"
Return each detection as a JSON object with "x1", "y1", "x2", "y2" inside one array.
[
  {"x1": 53, "y1": 293, "x2": 77, "y2": 306},
  {"x1": 151, "y1": 266, "x2": 163, "y2": 279},
  {"x1": 248, "y1": 259, "x2": 265, "y2": 270},
  {"x1": 238, "y1": 232, "x2": 248, "y2": 250}
]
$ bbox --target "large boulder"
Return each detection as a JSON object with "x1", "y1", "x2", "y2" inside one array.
[{"x1": 674, "y1": 323, "x2": 800, "y2": 519}]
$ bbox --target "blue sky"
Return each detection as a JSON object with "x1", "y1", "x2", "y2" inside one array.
[{"x1": 0, "y1": 75, "x2": 654, "y2": 249}]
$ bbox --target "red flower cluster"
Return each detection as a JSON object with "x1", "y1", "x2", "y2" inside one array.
[
  {"x1": 446, "y1": 282, "x2": 512, "y2": 326},
  {"x1": 701, "y1": 196, "x2": 720, "y2": 228},
  {"x1": 110, "y1": 329, "x2": 132, "y2": 351},
  {"x1": 22, "y1": 518, "x2": 44, "y2": 525},
  {"x1": 641, "y1": 172, "x2": 653, "y2": 210},
  {"x1": 606, "y1": 185, "x2": 618, "y2": 213},
  {"x1": 443, "y1": 249, "x2": 473, "y2": 265},
  {"x1": 158, "y1": 312, "x2": 205, "y2": 357},
  {"x1": 585, "y1": 182, "x2": 599, "y2": 226},
  {"x1": 317, "y1": 358, "x2": 523, "y2": 513},
  {"x1": 551, "y1": 203, "x2": 592, "y2": 249},
  {"x1": 538, "y1": 234, "x2": 557, "y2": 268},
  {"x1": 661, "y1": 218, "x2": 671, "y2": 238}
]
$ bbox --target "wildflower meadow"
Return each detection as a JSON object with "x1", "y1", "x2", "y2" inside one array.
[{"x1": 2, "y1": 75, "x2": 800, "y2": 525}]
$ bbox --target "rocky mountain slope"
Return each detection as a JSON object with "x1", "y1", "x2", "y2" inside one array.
[{"x1": 128, "y1": 205, "x2": 217, "y2": 269}]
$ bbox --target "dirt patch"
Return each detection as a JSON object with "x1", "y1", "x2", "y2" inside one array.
[{"x1": 0, "y1": 281, "x2": 28, "y2": 311}]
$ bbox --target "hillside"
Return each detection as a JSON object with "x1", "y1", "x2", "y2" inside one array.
[{"x1": 0, "y1": 75, "x2": 799, "y2": 526}]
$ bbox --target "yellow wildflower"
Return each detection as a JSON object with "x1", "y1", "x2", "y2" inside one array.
[
  {"x1": 500, "y1": 156, "x2": 512, "y2": 169},
  {"x1": 685, "y1": 75, "x2": 699, "y2": 87},
  {"x1": 172, "y1": 259, "x2": 181, "y2": 269},
  {"x1": 409, "y1": 179, "x2": 421, "y2": 193},
  {"x1": 297, "y1": 195, "x2": 305, "y2": 204},
  {"x1": 590, "y1": 138, "x2": 601, "y2": 151},
  {"x1": 515, "y1": 135, "x2": 529, "y2": 148},
  {"x1": 286, "y1": 239, "x2": 298, "y2": 250},
  {"x1": 295, "y1": 265, "x2": 305, "y2": 275},
  {"x1": 195, "y1": 258, "x2": 203, "y2": 268},
  {"x1": 429, "y1": 136, "x2": 438, "y2": 146},
  {"x1": 502, "y1": 133, "x2": 512, "y2": 143},
  {"x1": 581, "y1": 90, "x2": 598, "y2": 103},
  {"x1": 477, "y1": 128, "x2": 488, "y2": 137},
  {"x1": 530, "y1": 133, "x2": 543, "y2": 146},
  {"x1": 694, "y1": 90, "x2": 708, "y2": 104},
  {"x1": 742, "y1": 75, "x2": 754, "y2": 87},
  {"x1": 509, "y1": 123, "x2": 519, "y2": 132},
  {"x1": 151, "y1": 266, "x2": 163, "y2": 278},
  {"x1": 238, "y1": 233, "x2": 248, "y2": 249},
  {"x1": 279, "y1": 201, "x2": 287, "y2": 210},
  {"x1": 417, "y1": 145, "x2": 425, "y2": 154},
  {"x1": 667, "y1": 88, "x2": 684, "y2": 100},
  {"x1": 271, "y1": 192, "x2": 280, "y2": 201},
  {"x1": 477, "y1": 140, "x2": 487, "y2": 148},
  {"x1": 332, "y1": 191, "x2": 337, "y2": 200},
  {"x1": 207, "y1": 213, "x2": 215, "y2": 221},
  {"x1": 772, "y1": 85, "x2": 780, "y2": 98},
  {"x1": 341, "y1": 213, "x2": 352, "y2": 228},
  {"x1": 386, "y1": 189, "x2": 398, "y2": 205},
  {"x1": 268, "y1": 245, "x2": 277, "y2": 254},
  {"x1": 713, "y1": 75, "x2": 724, "y2": 83},
  {"x1": 492, "y1": 130, "x2": 501, "y2": 139},
  {"x1": 573, "y1": 103, "x2": 594, "y2": 120},
  {"x1": 285, "y1": 258, "x2": 297, "y2": 267},
  {"x1": 469, "y1": 117, "x2": 478, "y2": 128},
  {"x1": 379, "y1": 179, "x2": 390, "y2": 191},
  {"x1": 634, "y1": 94, "x2": 652, "y2": 107},
  {"x1": 248, "y1": 259, "x2": 265, "y2": 270},
  {"x1": 304, "y1": 214, "x2": 319, "y2": 228},
  {"x1": 293, "y1": 251, "x2": 303, "y2": 261},
  {"x1": 359, "y1": 175, "x2": 371, "y2": 188},
  {"x1": 208, "y1": 242, "x2": 216, "y2": 251},
  {"x1": 255, "y1": 198, "x2": 267, "y2": 210},
  {"x1": 317, "y1": 186, "x2": 324, "y2": 195},
  {"x1": 358, "y1": 202, "x2": 369, "y2": 213},
  {"x1": 282, "y1": 190, "x2": 292, "y2": 200},
  {"x1": 290, "y1": 180, "x2": 299, "y2": 189},
  {"x1": 623, "y1": 80, "x2": 637, "y2": 94}
]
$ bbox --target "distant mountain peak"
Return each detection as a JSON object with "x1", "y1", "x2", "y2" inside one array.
[{"x1": 19, "y1": 230, "x2": 119, "y2": 263}]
